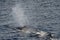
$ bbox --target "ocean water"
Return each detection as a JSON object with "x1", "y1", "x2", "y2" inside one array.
[{"x1": 0, "y1": 0, "x2": 60, "y2": 40}]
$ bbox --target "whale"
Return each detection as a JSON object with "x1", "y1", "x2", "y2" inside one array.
[
  {"x1": 16, "y1": 26, "x2": 53, "y2": 40},
  {"x1": 3, "y1": 25, "x2": 58, "y2": 40},
  {"x1": 3, "y1": 25, "x2": 57, "y2": 40}
]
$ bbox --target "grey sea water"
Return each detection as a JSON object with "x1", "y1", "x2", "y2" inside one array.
[{"x1": 0, "y1": 0, "x2": 60, "y2": 40}]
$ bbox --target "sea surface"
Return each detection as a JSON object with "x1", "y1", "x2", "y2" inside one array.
[{"x1": 0, "y1": 0, "x2": 60, "y2": 40}]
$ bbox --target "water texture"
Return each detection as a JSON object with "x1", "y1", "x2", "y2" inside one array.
[{"x1": 0, "y1": 0, "x2": 60, "y2": 40}]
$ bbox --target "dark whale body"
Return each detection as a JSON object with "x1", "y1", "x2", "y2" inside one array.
[
  {"x1": 3, "y1": 25, "x2": 55, "y2": 40},
  {"x1": 16, "y1": 26, "x2": 53, "y2": 40}
]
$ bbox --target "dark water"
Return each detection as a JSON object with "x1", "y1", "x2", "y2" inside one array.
[{"x1": 0, "y1": 0, "x2": 60, "y2": 40}]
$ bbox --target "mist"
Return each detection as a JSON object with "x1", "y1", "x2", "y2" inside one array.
[{"x1": 12, "y1": 4, "x2": 29, "y2": 27}]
